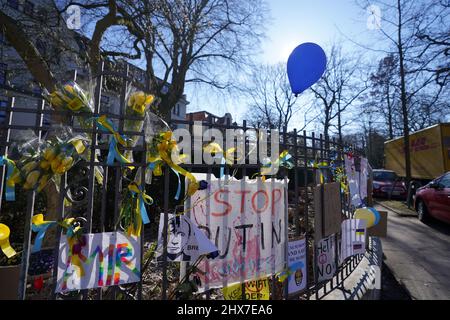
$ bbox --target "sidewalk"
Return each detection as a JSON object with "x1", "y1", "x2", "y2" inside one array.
[{"x1": 375, "y1": 203, "x2": 450, "y2": 300}]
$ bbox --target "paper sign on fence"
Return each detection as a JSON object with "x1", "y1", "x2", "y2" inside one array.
[
  {"x1": 156, "y1": 213, "x2": 219, "y2": 262},
  {"x1": 188, "y1": 176, "x2": 288, "y2": 290},
  {"x1": 56, "y1": 232, "x2": 140, "y2": 293},
  {"x1": 222, "y1": 278, "x2": 270, "y2": 300},
  {"x1": 340, "y1": 219, "x2": 367, "y2": 263},
  {"x1": 316, "y1": 234, "x2": 337, "y2": 282},
  {"x1": 287, "y1": 239, "x2": 307, "y2": 294}
]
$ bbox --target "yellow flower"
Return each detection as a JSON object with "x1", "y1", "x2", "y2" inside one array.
[
  {"x1": 128, "y1": 92, "x2": 155, "y2": 115},
  {"x1": 40, "y1": 160, "x2": 50, "y2": 170},
  {"x1": 43, "y1": 148, "x2": 57, "y2": 161}
]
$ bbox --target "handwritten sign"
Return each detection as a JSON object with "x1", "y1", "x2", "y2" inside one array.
[
  {"x1": 316, "y1": 234, "x2": 336, "y2": 282},
  {"x1": 287, "y1": 239, "x2": 307, "y2": 294},
  {"x1": 340, "y1": 219, "x2": 367, "y2": 263},
  {"x1": 188, "y1": 176, "x2": 287, "y2": 289},
  {"x1": 56, "y1": 232, "x2": 140, "y2": 293},
  {"x1": 222, "y1": 278, "x2": 270, "y2": 300}
]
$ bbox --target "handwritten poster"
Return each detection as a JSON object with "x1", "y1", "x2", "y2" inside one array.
[
  {"x1": 56, "y1": 232, "x2": 140, "y2": 293},
  {"x1": 222, "y1": 278, "x2": 270, "y2": 300},
  {"x1": 155, "y1": 214, "x2": 218, "y2": 262},
  {"x1": 188, "y1": 176, "x2": 288, "y2": 289},
  {"x1": 316, "y1": 234, "x2": 336, "y2": 282},
  {"x1": 340, "y1": 219, "x2": 367, "y2": 263},
  {"x1": 287, "y1": 239, "x2": 307, "y2": 294}
]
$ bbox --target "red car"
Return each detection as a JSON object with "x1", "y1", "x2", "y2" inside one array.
[
  {"x1": 372, "y1": 169, "x2": 407, "y2": 199},
  {"x1": 414, "y1": 172, "x2": 450, "y2": 224}
]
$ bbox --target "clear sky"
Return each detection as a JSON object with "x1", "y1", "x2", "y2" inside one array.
[
  {"x1": 260, "y1": 0, "x2": 368, "y2": 64},
  {"x1": 187, "y1": 0, "x2": 382, "y2": 130}
]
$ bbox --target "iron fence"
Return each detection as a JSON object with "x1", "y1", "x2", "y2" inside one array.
[{"x1": 0, "y1": 65, "x2": 365, "y2": 300}]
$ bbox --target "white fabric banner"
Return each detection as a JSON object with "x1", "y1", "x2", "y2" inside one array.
[{"x1": 187, "y1": 176, "x2": 288, "y2": 289}]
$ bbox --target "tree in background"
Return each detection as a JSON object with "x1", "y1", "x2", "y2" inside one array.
[
  {"x1": 243, "y1": 63, "x2": 316, "y2": 131},
  {"x1": 310, "y1": 43, "x2": 368, "y2": 143},
  {"x1": 356, "y1": 0, "x2": 450, "y2": 187}
]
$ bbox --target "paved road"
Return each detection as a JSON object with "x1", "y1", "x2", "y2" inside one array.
[{"x1": 376, "y1": 204, "x2": 450, "y2": 300}]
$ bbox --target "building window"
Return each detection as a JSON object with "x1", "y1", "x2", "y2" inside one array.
[
  {"x1": 7, "y1": 0, "x2": 19, "y2": 10},
  {"x1": 23, "y1": 1, "x2": 34, "y2": 16},
  {"x1": 0, "y1": 63, "x2": 7, "y2": 86}
]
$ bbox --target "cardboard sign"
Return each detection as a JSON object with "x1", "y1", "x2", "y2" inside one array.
[
  {"x1": 188, "y1": 176, "x2": 287, "y2": 289},
  {"x1": 287, "y1": 239, "x2": 307, "y2": 294},
  {"x1": 340, "y1": 219, "x2": 367, "y2": 263},
  {"x1": 314, "y1": 182, "x2": 342, "y2": 240},
  {"x1": 316, "y1": 234, "x2": 336, "y2": 282},
  {"x1": 156, "y1": 214, "x2": 218, "y2": 262},
  {"x1": 222, "y1": 278, "x2": 270, "y2": 300},
  {"x1": 56, "y1": 232, "x2": 140, "y2": 293},
  {"x1": 368, "y1": 211, "x2": 388, "y2": 238}
]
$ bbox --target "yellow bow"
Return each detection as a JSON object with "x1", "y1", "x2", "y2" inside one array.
[{"x1": 0, "y1": 223, "x2": 16, "y2": 258}]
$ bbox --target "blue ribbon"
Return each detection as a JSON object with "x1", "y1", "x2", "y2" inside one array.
[
  {"x1": 220, "y1": 156, "x2": 226, "y2": 179},
  {"x1": 130, "y1": 186, "x2": 152, "y2": 225},
  {"x1": 0, "y1": 156, "x2": 16, "y2": 201},
  {"x1": 172, "y1": 168, "x2": 181, "y2": 200},
  {"x1": 31, "y1": 222, "x2": 56, "y2": 253}
]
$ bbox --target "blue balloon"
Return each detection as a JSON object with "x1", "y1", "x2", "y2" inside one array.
[{"x1": 287, "y1": 43, "x2": 327, "y2": 95}]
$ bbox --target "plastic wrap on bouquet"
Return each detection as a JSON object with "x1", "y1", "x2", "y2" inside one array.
[
  {"x1": 43, "y1": 81, "x2": 104, "y2": 184},
  {"x1": 8, "y1": 127, "x2": 89, "y2": 194},
  {"x1": 123, "y1": 90, "x2": 156, "y2": 163}
]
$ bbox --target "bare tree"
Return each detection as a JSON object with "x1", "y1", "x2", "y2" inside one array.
[
  {"x1": 356, "y1": 0, "x2": 450, "y2": 187},
  {"x1": 244, "y1": 63, "x2": 314, "y2": 130},
  {"x1": 57, "y1": 0, "x2": 268, "y2": 119},
  {"x1": 310, "y1": 43, "x2": 368, "y2": 143}
]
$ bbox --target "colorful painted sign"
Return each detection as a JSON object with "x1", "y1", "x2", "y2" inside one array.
[
  {"x1": 188, "y1": 176, "x2": 287, "y2": 290},
  {"x1": 222, "y1": 278, "x2": 270, "y2": 300},
  {"x1": 340, "y1": 219, "x2": 367, "y2": 263},
  {"x1": 56, "y1": 232, "x2": 140, "y2": 293},
  {"x1": 287, "y1": 239, "x2": 307, "y2": 294},
  {"x1": 316, "y1": 234, "x2": 336, "y2": 282},
  {"x1": 156, "y1": 213, "x2": 218, "y2": 262}
]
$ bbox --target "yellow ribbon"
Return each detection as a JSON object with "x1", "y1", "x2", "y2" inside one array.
[
  {"x1": 0, "y1": 223, "x2": 17, "y2": 258},
  {"x1": 150, "y1": 131, "x2": 199, "y2": 198}
]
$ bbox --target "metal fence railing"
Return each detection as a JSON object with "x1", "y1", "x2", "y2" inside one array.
[{"x1": 0, "y1": 65, "x2": 365, "y2": 300}]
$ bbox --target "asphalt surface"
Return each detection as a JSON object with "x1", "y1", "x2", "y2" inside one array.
[{"x1": 376, "y1": 204, "x2": 450, "y2": 300}]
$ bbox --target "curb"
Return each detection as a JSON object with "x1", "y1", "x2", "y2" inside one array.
[
  {"x1": 375, "y1": 201, "x2": 418, "y2": 217},
  {"x1": 317, "y1": 237, "x2": 383, "y2": 300}
]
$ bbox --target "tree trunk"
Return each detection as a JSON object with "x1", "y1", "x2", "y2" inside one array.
[{"x1": 397, "y1": 0, "x2": 412, "y2": 188}]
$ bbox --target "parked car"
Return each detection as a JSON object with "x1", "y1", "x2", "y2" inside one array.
[
  {"x1": 414, "y1": 172, "x2": 450, "y2": 224},
  {"x1": 372, "y1": 169, "x2": 407, "y2": 199}
]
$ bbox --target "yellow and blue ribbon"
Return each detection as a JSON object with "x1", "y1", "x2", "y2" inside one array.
[
  {"x1": 128, "y1": 183, "x2": 152, "y2": 226},
  {"x1": 96, "y1": 116, "x2": 133, "y2": 167},
  {"x1": 0, "y1": 156, "x2": 17, "y2": 201},
  {"x1": 277, "y1": 261, "x2": 304, "y2": 282},
  {"x1": 31, "y1": 214, "x2": 57, "y2": 253}
]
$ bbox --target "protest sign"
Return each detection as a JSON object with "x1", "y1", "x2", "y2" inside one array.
[
  {"x1": 156, "y1": 213, "x2": 218, "y2": 262},
  {"x1": 340, "y1": 219, "x2": 367, "y2": 263},
  {"x1": 316, "y1": 234, "x2": 337, "y2": 282},
  {"x1": 56, "y1": 232, "x2": 140, "y2": 293},
  {"x1": 287, "y1": 239, "x2": 307, "y2": 294},
  {"x1": 313, "y1": 182, "x2": 342, "y2": 240},
  {"x1": 188, "y1": 176, "x2": 288, "y2": 289},
  {"x1": 222, "y1": 278, "x2": 270, "y2": 300}
]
